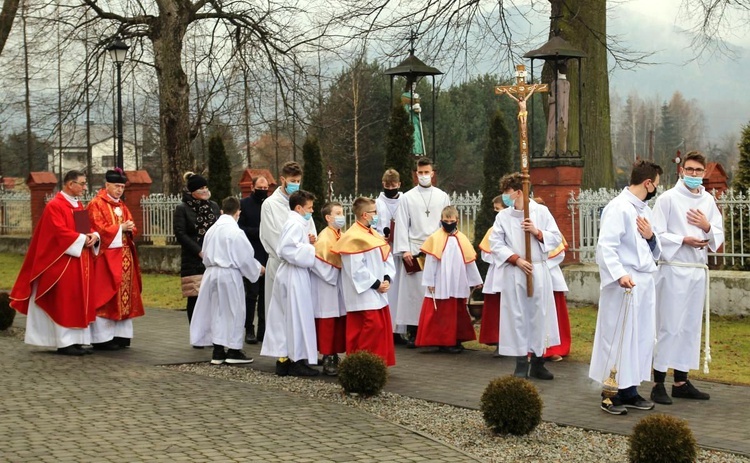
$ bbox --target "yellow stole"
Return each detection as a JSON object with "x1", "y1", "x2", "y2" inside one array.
[
  {"x1": 420, "y1": 229, "x2": 477, "y2": 263},
  {"x1": 478, "y1": 228, "x2": 493, "y2": 254},
  {"x1": 332, "y1": 221, "x2": 391, "y2": 261},
  {"x1": 315, "y1": 226, "x2": 343, "y2": 269}
]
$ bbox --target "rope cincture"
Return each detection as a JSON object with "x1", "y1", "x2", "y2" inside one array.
[{"x1": 658, "y1": 261, "x2": 711, "y2": 374}]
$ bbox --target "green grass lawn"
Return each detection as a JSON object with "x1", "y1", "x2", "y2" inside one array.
[{"x1": 2, "y1": 252, "x2": 749, "y2": 385}]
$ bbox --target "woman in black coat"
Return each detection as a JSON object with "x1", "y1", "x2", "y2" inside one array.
[{"x1": 173, "y1": 172, "x2": 220, "y2": 324}]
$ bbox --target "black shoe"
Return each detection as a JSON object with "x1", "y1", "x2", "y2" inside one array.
[
  {"x1": 113, "y1": 337, "x2": 131, "y2": 348},
  {"x1": 601, "y1": 398, "x2": 628, "y2": 415},
  {"x1": 406, "y1": 338, "x2": 416, "y2": 349},
  {"x1": 245, "y1": 333, "x2": 258, "y2": 345},
  {"x1": 211, "y1": 346, "x2": 226, "y2": 365},
  {"x1": 76, "y1": 344, "x2": 94, "y2": 355},
  {"x1": 513, "y1": 356, "x2": 529, "y2": 378},
  {"x1": 192, "y1": 345, "x2": 205, "y2": 349},
  {"x1": 91, "y1": 340, "x2": 122, "y2": 351},
  {"x1": 288, "y1": 360, "x2": 320, "y2": 377},
  {"x1": 56, "y1": 345, "x2": 87, "y2": 356},
  {"x1": 529, "y1": 355, "x2": 554, "y2": 380},
  {"x1": 225, "y1": 349, "x2": 254, "y2": 365},
  {"x1": 276, "y1": 359, "x2": 291, "y2": 376},
  {"x1": 672, "y1": 380, "x2": 710, "y2": 400},
  {"x1": 393, "y1": 333, "x2": 407, "y2": 345},
  {"x1": 322, "y1": 355, "x2": 338, "y2": 376},
  {"x1": 650, "y1": 383, "x2": 673, "y2": 405},
  {"x1": 620, "y1": 394, "x2": 655, "y2": 410}
]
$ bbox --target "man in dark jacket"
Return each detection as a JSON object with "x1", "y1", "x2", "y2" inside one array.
[{"x1": 238, "y1": 176, "x2": 270, "y2": 343}]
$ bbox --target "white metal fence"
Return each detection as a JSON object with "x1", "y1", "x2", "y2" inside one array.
[
  {"x1": 567, "y1": 187, "x2": 746, "y2": 268},
  {"x1": 138, "y1": 191, "x2": 484, "y2": 244},
  {"x1": 0, "y1": 192, "x2": 33, "y2": 235}
]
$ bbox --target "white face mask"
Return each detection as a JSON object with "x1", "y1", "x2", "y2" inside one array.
[
  {"x1": 418, "y1": 175, "x2": 432, "y2": 187},
  {"x1": 332, "y1": 216, "x2": 346, "y2": 229}
]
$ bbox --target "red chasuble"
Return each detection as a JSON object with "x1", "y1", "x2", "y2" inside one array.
[
  {"x1": 10, "y1": 193, "x2": 96, "y2": 328},
  {"x1": 87, "y1": 189, "x2": 144, "y2": 321}
]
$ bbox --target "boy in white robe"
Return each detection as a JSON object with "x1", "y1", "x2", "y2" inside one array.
[
  {"x1": 416, "y1": 206, "x2": 482, "y2": 352},
  {"x1": 311, "y1": 202, "x2": 347, "y2": 376},
  {"x1": 375, "y1": 168, "x2": 406, "y2": 340},
  {"x1": 259, "y1": 162, "x2": 317, "y2": 323},
  {"x1": 478, "y1": 196, "x2": 504, "y2": 349},
  {"x1": 490, "y1": 173, "x2": 562, "y2": 380},
  {"x1": 589, "y1": 160, "x2": 663, "y2": 415},
  {"x1": 332, "y1": 197, "x2": 396, "y2": 366},
  {"x1": 190, "y1": 197, "x2": 264, "y2": 365},
  {"x1": 260, "y1": 190, "x2": 320, "y2": 377},
  {"x1": 393, "y1": 157, "x2": 451, "y2": 347},
  {"x1": 650, "y1": 151, "x2": 724, "y2": 404}
]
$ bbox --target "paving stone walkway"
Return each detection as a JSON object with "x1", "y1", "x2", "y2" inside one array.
[{"x1": 5, "y1": 307, "x2": 749, "y2": 460}]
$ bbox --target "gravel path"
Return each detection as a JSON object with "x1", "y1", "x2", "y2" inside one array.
[{"x1": 170, "y1": 363, "x2": 749, "y2": 463}]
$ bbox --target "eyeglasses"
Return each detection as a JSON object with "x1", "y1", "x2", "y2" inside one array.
[
  {"x1": 366, "y1": 210, "x2": 377, "y2": 214},
  {"x1": 72, "y1": 181, "x2": 87, "y2": 186},
  {"x1": 683, "y1": 167, "x2": 705, "y2": 175}
]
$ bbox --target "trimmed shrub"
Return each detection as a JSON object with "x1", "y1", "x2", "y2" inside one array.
[
  {"x1": 338, "y1": 351, "x2": 388, "y2": 397},
  {"x1": 628, "y1": 413, "x2": 697, "y2": 463},
  {"x1": 0, "y1": 291, "x2": 16, "y2": 331},
  {"x1": 480, "y1": 376, "x2": 542, "y2": 435}
]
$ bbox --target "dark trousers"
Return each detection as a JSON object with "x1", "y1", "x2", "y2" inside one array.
[
  {"x1": 244, "y1": 275, "x2": 266, "y2": 341},
  {"x1": 186, "y1": 296, "x2": 198, "y2": 323}
]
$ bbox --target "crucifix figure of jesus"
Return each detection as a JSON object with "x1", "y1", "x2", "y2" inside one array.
[{"x1": 494, "y1": 64, "x2": 548, "y2": 297}]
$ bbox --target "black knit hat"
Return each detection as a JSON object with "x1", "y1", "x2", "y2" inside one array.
[
  {"x1": 186, "y1": 173, "x2": 208, "y2": 192},
  {"x1": 105, "y1": 168, "x2": 127, "y2": 184}
]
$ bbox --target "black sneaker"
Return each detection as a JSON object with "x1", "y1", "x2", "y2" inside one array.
[
  {"x1": 211, "y1": 346, "x2": 227, "y2": 365},
  {"x1": 322, "y1": 355, "x2": 338, "y2": 376},
  {"x1": 113, "y1": 337, "x2": 131, "y2": 348},
  {"x1": 56, "y1": 345, "x2": 87, "y2": 356},
  {"x1": 288, "y1": 360, "x2": 320, "y2": 377},
  {"x1": 276, "y1": 359, "x2": 290, "y2": 376},
  {"x1": 620, "y1": 394, "x2": 655, "y2": 410},
  {"x1": 672, "y1": 380, "x2": 710, "y2": 400},
  {"x1": 601, "y1": 398, "x2": 628, "y2": 415},
  {"x1": 650, "y1": 383, "x2": 673, "y2": 405},
  {"x1": 225, "y1": 349, "x2": 254, "y2": 364},
  {"x1": 245, "y1": 333, "x2": 258, "y2": 345}
]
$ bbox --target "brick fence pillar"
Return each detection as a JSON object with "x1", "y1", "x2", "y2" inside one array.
[
  {"x1": 530, "y1": 158, "x2": 584, "y2": 264},
  {"x1": 27, "y1": 172, "x2": 58, "y2": 233},
  {"x1": 124, "y1": 170, "x2": 152, "y2": 242}
]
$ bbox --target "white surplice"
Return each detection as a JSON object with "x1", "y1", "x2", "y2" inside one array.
[
  {"x1": 190, "y1": 215, "x2": 263, "y2": 349},
  {"x1": 392, "y1": 185, "x2": 450, "y2": 326},
  {"x1": 311, "y1": 240, "x2": 346, "y2": 320},
  {"x1": 489, "y1": 200, "x2": 562, "y2": 356},
  {"x1": 589, "y1": 188, "x2": 662, "y2": 389},
  {"x1": 259, "y1": 188, "x2": 317, "y2": 316},
  {"x1": 376, "y1": 192, "x2": 404, "y2": 332},
  {"x1": 651, "y1": 179, "x2": 724, "y2": 373},
  {"x1": 339, "y1": 248, "x2": 395, "y2": 313},
  {"x1": 422, "y1": 236, "x2": 482, "y2": 299},
  {"x1": 260, "y1": 211, "x2": 318, "y2": 363}
]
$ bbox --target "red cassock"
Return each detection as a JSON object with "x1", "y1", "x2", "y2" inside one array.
[
  {"x1": 88, "y1": 189, "x2": 144, "y2": 321},
  {"x1": 415, "y1": 297, "x2": 476, "y2": 347},
  {"x1": 544, "y1": 291, "x2": 571, "y2": 357},
  {"x1": 478, "y1": 293, "x2": 501, "y2": 345},
  {"x1": 10, "y1": 193, "x2": 97, "y2": 328},
  {"x1": 346, "y1": 307, "x2": 396, "y2": 367}
]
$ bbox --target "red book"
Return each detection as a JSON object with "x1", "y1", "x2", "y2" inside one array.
[
  {"x1": 403, "y1": 252, "x2": 425, "y2": 274},
  {"x1": 73, "y1": 210, "x2": 91, "y2": 234}
]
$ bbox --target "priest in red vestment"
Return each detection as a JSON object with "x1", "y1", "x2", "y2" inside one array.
[
  {"x1": 88, "y1": 169, "x2": 145, "y2": 350},
  {"x1": 10, "y1": 170, "x2": 100, "y2": 356}
]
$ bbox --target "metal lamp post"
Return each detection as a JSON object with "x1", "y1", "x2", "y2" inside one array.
[{"x1": 107, "y1": 38, "x2": 129, "y2": 170}]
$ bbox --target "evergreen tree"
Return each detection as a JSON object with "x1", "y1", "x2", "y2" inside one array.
[
  {"x1": 207, "y1": 133, "x2": 232, "y2": 203},
  {"x1": 727, "y1": 123, "x2": 750, "y2": 269},
  {"x1": 384, "y1": 103, "x2": 414, "y2": 190},
  {"x1": 473, "y1": 110, "x2": 513, "y2": 277},
  {"x1": 301, "y1": 135, "x2": 327, "y2": 232}
]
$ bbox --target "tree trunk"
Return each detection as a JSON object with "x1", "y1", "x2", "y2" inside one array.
[
  {"x1": 151, "y1": 9, "x2": 191, "y2": 194},
  {"x1": 0, "y1": 0, "x2": 20, "y2": 56},
  {"x1": 551, "y1": 0, "x2": 614, "y2": 189}
]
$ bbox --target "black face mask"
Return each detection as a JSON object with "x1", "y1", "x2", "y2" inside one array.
[
  {"x1": 441, "y1": 221, "x2": 457, "y2": 234},
  {"x1": 383, "y1": 188, "x2": 399, "y2": 199},
  {"x1": 253, "y1": 189, "x2": 268, "y2": 201},
  {"x1": 644, "y1": 184, "x2": 656, "y2": 201}
]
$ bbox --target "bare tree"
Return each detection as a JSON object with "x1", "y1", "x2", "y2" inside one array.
[{"x1": 0, "y1": 0, "x2": 20, "y2": 55}]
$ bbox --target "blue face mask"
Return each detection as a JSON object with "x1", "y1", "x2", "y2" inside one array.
[
  {"x1": 683, "y1": 176, "x2": 703, "y2": 190},
  {"x1": 333, "y1": 216, "x2": 346, "y2": 229},
  {"x1": 285, "y1": 182, "x2": 300, "y2": 195},
  {"x1": 368, "y1": 214, "x2": 379, "y2": 228},
  {"x1": 502, "y1": 193, "x2": 515, "y2": 208},
  {"x1": 303, "y1": 212, "x2": 312, "y2": 221}
]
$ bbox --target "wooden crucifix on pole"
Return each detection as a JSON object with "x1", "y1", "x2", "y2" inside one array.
[{"x1": 495, "y1": 64, "x2": 548, "y2": 297}]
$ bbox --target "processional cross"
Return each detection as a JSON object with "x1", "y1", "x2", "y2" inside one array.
[{"x1": 495, "y1": 64, "x2": 548, "y2": 297}]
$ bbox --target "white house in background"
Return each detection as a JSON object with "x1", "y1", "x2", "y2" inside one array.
[{"x1": 49, "y1": 123, "x2": 146, "y2": 175}]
